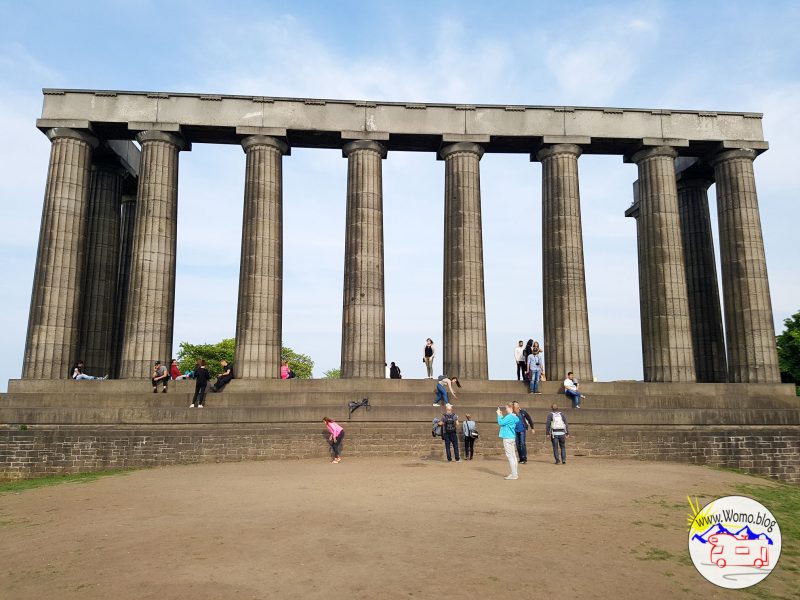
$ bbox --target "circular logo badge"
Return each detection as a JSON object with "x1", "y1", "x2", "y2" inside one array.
[{"x1": 688, "y1": 495, "x2": 781, "y2": 589}]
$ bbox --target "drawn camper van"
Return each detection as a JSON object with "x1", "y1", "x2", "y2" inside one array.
[{"x1": 708, "y1": 533, "x2": 770, "y2": 568}]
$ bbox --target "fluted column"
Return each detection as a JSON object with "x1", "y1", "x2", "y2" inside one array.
[
  {"x1": 712, "y1": 149, "x2": 780, "y2": 382},
  {"x1": 119, "y1": 131, "x2": 185, "y2": 378},
  {"x1": 535, "y1": 144, "x2": 593, "y2": 382},
  {"x1": 111, "y1": 192, "x2": 137, "y2": 378},
  {"x1": 676, "y1": 175, "x2": 727, "y2": 382},
  {"x1": 235, "y1": 135, "x2": 288, "y2": 379},
  {"x1": 340, "y1": 140, "x2": 386, "y2": 378},
  {"x1": 631, "y1": 146, "x2": 695, "y2": 382},
  {"x1": 440, "y1": 142, "x2": 488, "y2": 380},
  {"x1": 78, "y1": 164, "x2": 123, "y2": 376},
  {"x1": 23, "y1": 128, "x2": 97, "y2": 379}
]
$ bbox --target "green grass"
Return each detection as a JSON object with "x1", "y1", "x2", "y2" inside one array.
[
  {"x1": 638, "y1": 547, "x2": 674, "y2": 561},
  {"x1": 0, "y1": 469, "x2": 134, "y2": 494}
]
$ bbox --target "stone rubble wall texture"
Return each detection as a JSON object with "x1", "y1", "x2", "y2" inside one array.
[
  {"x1": 1, "y1": 424, "x2": 797, "y2": 483},
  {"x1": 537, "y1": 144, "x2": 593, "y2": 382},
  {"x1": 110, "y1": 194, "x2": 137, "y2": 379},
  {"x1": 23, "y1": 130, "x2": 95, "y2": 380},
  {"x1": 713, "y1": 150, "x2": 781, "y2": 383},
  {"x1": 120, "y1": 132, "x2": 182, "y2": 378},
  {"x1": 340, "y1": 141, "x2": 386, "y2": 379},
  {"x1": 78, "y1": 165, "x2": 122, "y2": 377},
  {"x1": 633, "y1": 147, "x2": 696, "y2": 382},
  {"x1": 442, "y1": 143, "x2": 489, "y2": 380},
  {"x1": 676, "y1": 178, "x2": 728, "y2": 383},
  {"x1": 235, "y1": 136, "x2": 287, "y2": 379}
]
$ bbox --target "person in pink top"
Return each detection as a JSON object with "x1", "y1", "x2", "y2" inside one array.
[
  {"x1": 280, "y1": 360, "x2": 290, "y2": 380},
  {"x1": 323, "y1": 417, "x2": 345, "y2": 463}
]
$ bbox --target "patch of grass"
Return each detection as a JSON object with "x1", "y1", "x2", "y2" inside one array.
[
  {"x1": 0, "y1": 469, "x2": 134, "y2": 494},
  {"x1": 637, "y1": 547, "x2": 673, "y2": 561},
  {"x1": 735, "y1": 483, "x2": 800, "y2": 559}
]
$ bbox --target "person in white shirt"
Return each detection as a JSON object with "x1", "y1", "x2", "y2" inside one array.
[
  {"x1": 514, "y1": 340, "x2": 525, "y2": 381},
  {"x1": 563, "y1": 371, "x2": 586, "y2": 408}
]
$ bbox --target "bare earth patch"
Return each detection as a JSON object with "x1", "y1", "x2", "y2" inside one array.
[{"x1": 0, "y1": 455, "x2": 793, "y2": 599}]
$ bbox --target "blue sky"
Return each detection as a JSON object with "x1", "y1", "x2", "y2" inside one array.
[{"x1": 1, "y1": 1, "x2": 798, "y2": 388}]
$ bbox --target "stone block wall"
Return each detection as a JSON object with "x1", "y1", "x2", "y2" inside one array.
[{"x1": 1, "y1": 423, "x2": 797, "y2": 483}]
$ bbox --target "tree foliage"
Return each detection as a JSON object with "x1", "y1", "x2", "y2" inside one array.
[
  {"x1": 177, "y1": 339, "x2": 314, "y2": 379},
  {"x1": 777, "y1": 311, "x2": 800, "y2": 389},
  {"x1": 323, "y1": 368, "x2": 341, "y2": 379}
]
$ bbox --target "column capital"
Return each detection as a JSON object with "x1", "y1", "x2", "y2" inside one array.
[
  {"x1": 629, "y1": 145, "x2": 677, "y2": 164},
  {"x1": 46, "y1": 127, "x2": 99, "y2": 149},
  {"x1": 711, "y1": 148, "x2": 758, "y2": 166},
  {"x1": 439, "y1": 142, "x2": 484, "y2": 161},
  {"x1": 342, "y1": 139, "x2": 387, "y2": 159},
  {"x1": 136, "y1": 130, "x2": 187, "y2": 150},
  {"x1": 241, "y1": 135, "x2": 289, "y2": 155},
  {"x1": 534, "y1": 143, "x2": 582, "y2": 162}
]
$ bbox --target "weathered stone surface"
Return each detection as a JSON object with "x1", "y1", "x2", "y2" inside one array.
[
  {"x1": 712, "y1": 149, "x2": 781, "y2": 383},
  {"x1": 630, "y1": 146, "x2": 696, "y2": 382},
  {"x1": 235, "y1": 136, "x2": 288, "y2": 379},
  {"x1": 110, "y1": 193, "x2": 137, "y2": 378},
  {"x1": 119, "y1": 131, "x2": 185, "y2": 378},
  {"x1": 23, "y1": 128, "x2": 97, "y2": 379},
  {"x1": 340, "y1": 140, "x2": 387, "y2": 378},
  {"x1": 676, "y1": 174, "x2": 727, "y2": 382},
  {"x1": 535, "y1": 144, "x2": 593, "y2": 382},
  {"x1": 78, "y1": 164, "x2": 123, "y2": 377},
  {"x1": 441, "y1": 142, "x2": 488, "y2": 380}
]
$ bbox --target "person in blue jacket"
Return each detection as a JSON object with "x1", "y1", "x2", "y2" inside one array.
[{"x1": 497, "y1": 403, "x2": 520, "y2": 480}]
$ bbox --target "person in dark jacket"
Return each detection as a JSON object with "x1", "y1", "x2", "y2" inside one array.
[
  {"x1": 210, "y1": 359, "x2": 234, "y2": 393},
  {"x1": 389, "y1": 362, "x2": 402, "y2": 379},
  {"x1": 545, "y1": 403, "x2": 570, "y2": 465},
  {"x1": 190, "y1": 360, "x2": 211, "y2": 407},
  {"x1": 522, "y1": 339, "x2": 534, "y2": 383},
  {"x1": 511, "y1": 401, "x2": 535, "y2": 464}
]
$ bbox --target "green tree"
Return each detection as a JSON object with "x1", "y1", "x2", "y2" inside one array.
[
  {"x1": 281, "y1": 347, "x2": 314, "y2": 379},
  {"x1": 323, "y1": 368, "x2": 341, "y2": 379},
  {"x1": 777, "y1": 311, "x2": 800, "y2": 392},
  {"x1": 176, "y1": 340, "x2": 314, "y2": 379}
]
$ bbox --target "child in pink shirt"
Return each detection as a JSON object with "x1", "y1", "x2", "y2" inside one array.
[
  {"x1": 280, "y1": 360, "x2": 290, "y2": 379},
  {"x1": 323, "y1": 417, "x2": 345, "y2": 463}
]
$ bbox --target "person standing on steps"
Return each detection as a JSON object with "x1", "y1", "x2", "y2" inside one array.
[
  {"x1": 433, "y1": 375, "x2": 460, "y2": 406},
  {"x1": 437, "y1": 404, "x2": 461, "y2": 462},
  {"x1": 462, "y1": 412, "x2": 478, "y2": 460},
  {"x1": 497, "y1": 403, "x2": 520, "y2": 480},
  {"x1": 190, "y1": 360, "x2": 211, "y2": 408},
  {"x1": 514, "y1": 340, "x2": 526, "y2": 381},
  {"x1": 546, "y1": 403, "x2": 569, "y2": 464},
  {"x1": 423, "y1": 339, "x2": 435, "y2": 379},
  {"x1": 210, "y1": 359, "x2": 234, "y2": 393},
  {"x1": 323, "y1": 417, "x2": 345, "y2": 463},
  {"x1": 152, "y1": 360, "x2": 169, "y2": 393},
  {"x1": 526, "y1": 343, "x2": 545, "y2": 394},
  {"x1": 563, "y1": 372, "x2": 586, "y2": 409},
  {"x1": 522, "y1": 339, "x2": 534, "y2": 383},
  {"x1": 511, "y1": 401, "x2": 535, "y2": 464}
]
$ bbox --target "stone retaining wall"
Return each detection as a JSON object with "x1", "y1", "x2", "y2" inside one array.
[{"x1": 2, "y1": 424, "x2": 797, "y2": 483}]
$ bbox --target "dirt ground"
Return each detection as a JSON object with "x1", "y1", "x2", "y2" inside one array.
[{"x1": 0, "y1": 455, "x2": 791, "y2": 600}]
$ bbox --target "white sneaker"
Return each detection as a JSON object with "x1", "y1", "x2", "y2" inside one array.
[
  {"x1": 189, "y1": 404, "x2": 195, "y2": 408},
  {"x1": 504, "y1": 474, "x2": 518, "y2": 480},
  {"x1": 198, "y1": 405, "x2": 204, "y2": 408},
  {"x1": 433, "y1": 403, "x2": 440, "y2": 406}
]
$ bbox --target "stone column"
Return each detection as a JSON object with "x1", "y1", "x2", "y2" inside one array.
[
  {"x1": 23, "y1": 128, "x2": 97, "y2": 379},
  {"x1": 235, "y1": 136, "x2": 288, "y2": 379},
  {"x1": 110, "y1": 192, "x2": 136, "y2": 378},
  {"x1": 630, "y1": 146, "x2": 695, "y2": 382},
  {"x1": 535, "y1": 144, "x2": 593, "y2": 382},
  {"x1": 77, "y1": 163, "x2": 123, "y2": 377},
  {"x1": 440, "y1": 142, "x2": 488, "y2": 380},
  {"x1": 676, "y1": 175, "x2": 728, "y2": 382},
  {"x1": 340, "y1": 140, "x2": 387, "y2": 378},
  {"x1": 712, "y1": 149, "x2": 780, "y2": 383},
  {"x1": 119, "y1": 131, "x2": 185, "y2": 378}
]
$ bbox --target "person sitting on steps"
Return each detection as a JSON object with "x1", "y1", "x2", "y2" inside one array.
[
  {"x1": 563, "y1": 371, "x2": 587, "y2": 408},
  {"x1": 152, "y1": 361, "x2": 168, "y2": 393},
  {"x1": 210, "y1": 359, "x2": 234, "y2": 393}
]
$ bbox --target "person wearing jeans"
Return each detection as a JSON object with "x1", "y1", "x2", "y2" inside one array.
[
  {"x1": 526, "y1": 346, "x2": 545, "y2": 394},
  {"x1": 71, "y1": 361, "x2": 106, "y2": 380},
  {"x1": 462, "y1": 413, "x2": 477, "y2": 460},
  {"x1": 438, "y1": 404, "x2": 461, "y2": 462},
  {"x1": 324, "y1": 417, "x2": 345, "y2": 463},
  {"x1": 433, "y1": 376, "x2": 460, "y2": 407},
  {"x1": 514, "y1": 340, "x2": 526, "y2": 381},
  {"x1": 497, "y1": 404, "x2": 520, "y2": 480},
  {"x1": 563, "y1": 371, "x2": 585, "y2": 408},
  {"x1": 190, "y1": 360, "x2": 210, "y2": 408},
  {"x1": 511, "y1": 401, "x2": 535, "y2": 464},
  {"x1": 546, "y1": 403, "x2": 569, "y2": 464}
]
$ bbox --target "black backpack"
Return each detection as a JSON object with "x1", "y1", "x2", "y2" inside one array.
[{"x1": 442, "y1": 413, "x2": 457, "y2": 433}]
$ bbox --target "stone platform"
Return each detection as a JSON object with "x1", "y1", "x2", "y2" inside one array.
[{"x1": 2, "y1": 380, "x2": 798, "y2": 482}]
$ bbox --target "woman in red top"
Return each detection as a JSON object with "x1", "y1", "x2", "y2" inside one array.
[
  {"x1": 323, "y1": 417, "x2": 345, "y2": 463},
  {"x1": 170, "y1": 359, "x2": 182, "y2": 380}
]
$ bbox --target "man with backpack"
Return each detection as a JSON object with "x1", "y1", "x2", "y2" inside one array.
[
  {"x1": 545, "y1": 403, "x2": 569, "y2": 465},
  {"x1": 511, "y1": 401, "x2": 535, "y2": 464},
  {"x1": 437, "y1": 404, "x2": 461, "y2": 462}
]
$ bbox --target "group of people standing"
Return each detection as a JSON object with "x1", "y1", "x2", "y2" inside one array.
[{"x1": 514, "y1": 339, "x2": 546, "y2": 394}]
